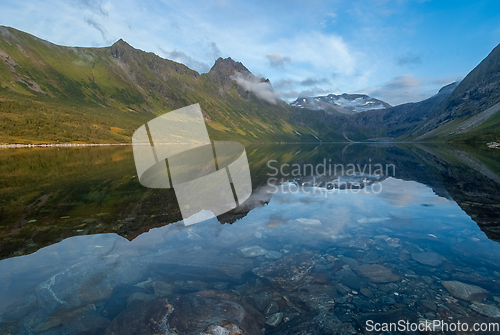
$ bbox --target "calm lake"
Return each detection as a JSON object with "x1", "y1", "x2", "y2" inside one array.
[{"x1": 1, "y1": 144, "x2": 500, "y2": 334}]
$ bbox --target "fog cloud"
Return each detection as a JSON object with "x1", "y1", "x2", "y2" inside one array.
[{"x1": 232, "y1": 72, "x2": 279, "y2": 104}]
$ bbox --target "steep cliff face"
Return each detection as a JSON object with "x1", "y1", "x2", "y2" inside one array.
[{"x1": 410, "y1": 43, "x2": 500, "y2": 141}]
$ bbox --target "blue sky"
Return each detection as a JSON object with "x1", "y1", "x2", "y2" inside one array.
[{"x1": 1, "y1": 0, "x2": 499, "y2": 105}]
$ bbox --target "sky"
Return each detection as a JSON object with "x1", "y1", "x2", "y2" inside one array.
[{"x1": 1, "y1": 0, "x2": 500, "y2": 106}]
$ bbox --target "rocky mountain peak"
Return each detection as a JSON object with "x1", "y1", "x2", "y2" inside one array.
[{"x1": 207, "y1": 57, "x2": 252, "y2": 85}]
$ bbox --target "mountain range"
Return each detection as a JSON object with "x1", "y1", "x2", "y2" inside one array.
[
  {"x1": 290, "y1": 93, "x2": 391, "y2": 114},
  {"x1": 0, "y1": 25, "x2": 499, "y2": 144}
]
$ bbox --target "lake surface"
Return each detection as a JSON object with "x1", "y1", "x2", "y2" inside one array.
[{"x1": 1, "y1": 144, "x2": 500, "y2": 334}]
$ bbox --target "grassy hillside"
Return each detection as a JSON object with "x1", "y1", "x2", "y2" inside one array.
[{"x1": 0, "y1": 26, "x2": 345, "y2": 144}]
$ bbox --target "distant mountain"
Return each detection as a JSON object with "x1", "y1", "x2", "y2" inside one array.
[
  {"x1": 290, "y1": 93, "x2": 391, "y2": 115},
  {"x1": 351, "y1": 82, "x2": 459, "y2": 140}
]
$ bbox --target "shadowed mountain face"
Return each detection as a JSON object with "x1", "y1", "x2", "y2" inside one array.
[
  {"x1": 347, "y1": 42, "x2": 500, "y2": 141},
  {"x1": 351, "y1": 82, "x2": 459, "y2": 141},
  {"x1": 411, "y1": 43, "x2": 500, "y2": 141}
]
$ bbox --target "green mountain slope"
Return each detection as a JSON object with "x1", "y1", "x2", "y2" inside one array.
[{"x1": 0, "y1": 26, "x2": 346, "y2": 144}]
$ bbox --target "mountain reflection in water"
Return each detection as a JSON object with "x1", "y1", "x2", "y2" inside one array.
[{"x1": 1, "y1": 143, "x2": 500, "y2": 334}]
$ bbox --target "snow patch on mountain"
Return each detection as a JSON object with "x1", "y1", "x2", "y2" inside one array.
[{"x1": 290, "y1": 93, "x2": 391, "y2": 114}]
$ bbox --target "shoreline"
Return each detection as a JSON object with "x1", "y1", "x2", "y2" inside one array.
[{"x1": 0, "y1": 143, "x2": 131, "y2": 149}]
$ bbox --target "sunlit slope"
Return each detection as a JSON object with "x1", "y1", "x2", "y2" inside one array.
[{"x1": 0, "y1": 26, "x2": 344, "y2": 144}]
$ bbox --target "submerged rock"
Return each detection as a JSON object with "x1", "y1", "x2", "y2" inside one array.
[
  {"x1": 239, "y1": 246, "x2": 268, "y2": 258},
  {"x1": 168, "y1": 295, "x2": 264, "y2": 335},
  {"x1": 245, "y1": 292, "x2": 271, "y2": 312},
  {"x1": 105, "y1": 298, "x2": 175, "y2": 335},
  {"x1": 252, "y1": 252, "x2": 316, "y2": 291},
  {"x1": 411, "y1": 252, "x2": 444, "y2": 267},
  {"x1": 126, "y1": 292, "x2": 156, "y2": 307},
  {"x1": 106, "y1": 295, "x2": 264, "y2": 335},
  {"x1": 266, "y1": 312, "x2": 284, "y2": 327},
  {"x1": 353, "y1": 264, "x2": 400, "y2": 283},
  {"x1": 152, "y1": 281, "x2": 174, "y2": 297},
  {"x1": 201, "y1": 322, "x2": 245, "y2": 335},
  {"x1": 442, "y1": 281, "x2": 489, "y2": 302},
  {"x1": 35, "y1": 255, "x2": 142, "y2": 312},
  {"x1": 265, "y1": 250, "x2": 283, "y2": 260},
  {"x1": 334, "y1": 267, "x2": 364, "y2": 290},
  {"x1": 470, "y1": 302, "x2": 500, "y2": 317},
  {"x1": 33, "y1": 305, "x2": 109, "y2": 334},
  {"x1": 265, "y1": 301, "x2": 280, "y2": 315}
]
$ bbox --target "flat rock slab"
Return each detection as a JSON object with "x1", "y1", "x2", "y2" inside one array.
[
  {"x1": 105, "y1": 298, "x2": 175, "y2": 335},
  {"x1": 106, "y1": 295, "x2": 264, "y2": 335},
  {"x1": 335, "y1": 267, "x2": 364, "y2": 290},
  {"x1": 239, "y1": 246, "x2": 268, "y2": 258},
  {"x1": 253, "y1": 252, "x2": 316, "y2": 291},
  {"x1": 442, "y1": 281, "x2": 489, "y2": 302},
  {"x1": 470, "y1": 303, "x2": 500, "y2": 317},
  {"x1": 353, "y1": 264, "x2": 400, "y2": 283},
  {"x1": 169, "y1": 295, "x2": 263, "y2": 335},
  {"x1": 411, "y1": 252, "x2": 444, "y2": 267}
]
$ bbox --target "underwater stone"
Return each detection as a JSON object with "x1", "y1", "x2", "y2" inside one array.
[{"x1": 442, "y1": 281, "x2": 489, "y2": 302}]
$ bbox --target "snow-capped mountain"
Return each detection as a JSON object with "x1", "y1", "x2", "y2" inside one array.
[{"x1": 290, "y1": 93, "x2": 392, "y2": 114}]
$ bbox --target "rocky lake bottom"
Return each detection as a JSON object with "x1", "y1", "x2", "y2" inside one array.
[{"x1": 2, "y1": 176, "x2": 500, "y2": 334}]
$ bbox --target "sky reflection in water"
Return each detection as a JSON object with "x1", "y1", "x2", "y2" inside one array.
[{"x1": 2, "y1": 175, "x2": 500, "y2": 333}]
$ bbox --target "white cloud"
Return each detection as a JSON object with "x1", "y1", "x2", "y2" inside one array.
[
  {"x1": 231, "y1": 72, "x2": 278, "y2": 104},
  {"x1": 0, "y1": 0, "x2": 475, "y2": 105}
]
